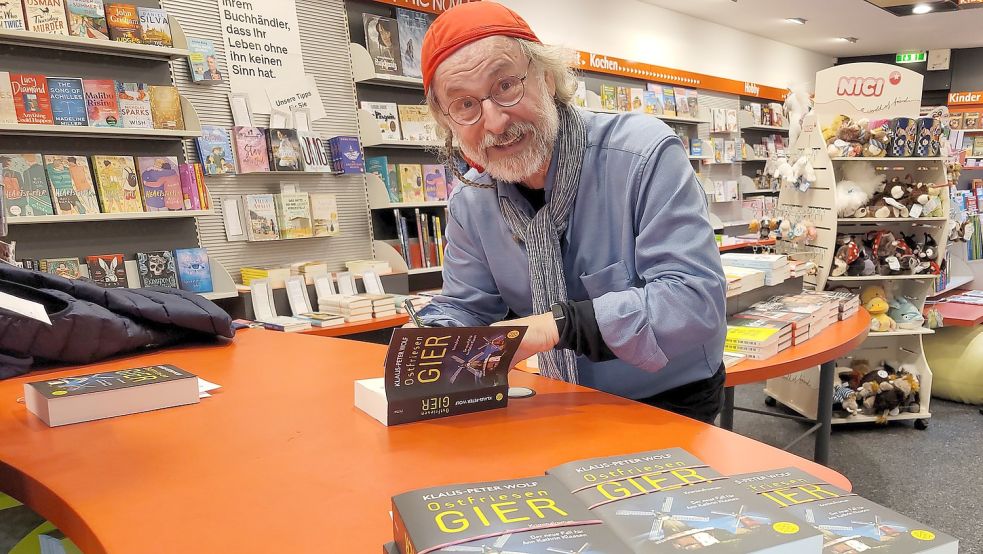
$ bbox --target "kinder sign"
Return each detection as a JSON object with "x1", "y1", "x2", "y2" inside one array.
[
  {"x1": 949, "y1": 90, "x2": 983, "y2": 106},
  {"x1": 814, "y1": 63, "x2": 922, "y2": 126}
]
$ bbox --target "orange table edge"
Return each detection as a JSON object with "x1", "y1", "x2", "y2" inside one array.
[
  {"x1": 0, "y1": 331, "x2": 851, "y2": 553},
  {"x1": 718, "y1": 238, "x2": 776, "y2": 252},
  {"x1": 300, "y1": 313, "x2": 409, "y2": 337}
]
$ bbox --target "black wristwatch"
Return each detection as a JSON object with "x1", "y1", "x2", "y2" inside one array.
[{"x1": 550, "y1": 302, "x2": 567, "y2": 337}]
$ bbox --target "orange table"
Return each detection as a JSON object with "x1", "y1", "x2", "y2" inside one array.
[
  {"x1": 0, "y1": 331, "x2": 849, "y2": 554},
  {"x1": 300, "y1": 313, "x2": 409, "y2": 337},
  {"x1": 721, "y1": 310, "x2": 871, "y2": 465}
]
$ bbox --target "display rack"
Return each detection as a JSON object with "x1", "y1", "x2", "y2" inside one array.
[
  {"x1": 357, "y1": 110, "x2": 444, "y2": 149},
  {"x1": 6, "y1": 210, "x2": 214, "y2": 225},
  {"x1": 765, "y1": 63, "x2": 947, "y2": 428},
  {"x1": 121, "y1": 258, "x2": 238, "y2": 300},
  {"x1": 0, "y1": 97, "x2": 201, "y2": 139},
  {"x1": 349, "y1": 43, "x2": 424, "y2": 89},
  {"x1": 365, "y1": 173, "x2": 446, "y2": 210},
  {"x1": 0, "y1": 15, "x2": 191, "y2": 60}
]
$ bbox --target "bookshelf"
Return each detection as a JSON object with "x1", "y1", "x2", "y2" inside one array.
[
  {"x1": 358, "y1": 110, "x2": 443, "y2": 149},
  {"x1": 366, "y1": 174, "x2": 447, "y2": 210},
  {"x1": 122, "y1": 258, "x2": 238, "y2": 300},
  {"x1": 409, "y1": 266, "x2": 443, "y2": 275},
  {"x1": 6, "y1": 210, "x2": 214, "y2": 225},
  {"x1": 0, "y1": 16, "x2": 191, "y2": 60},
  {"x1": 0, "y1": 96, "x2": 202, "y2": 139},
  {"x1": 349, "y1": 43, "x2": 424, "y2": 89}
]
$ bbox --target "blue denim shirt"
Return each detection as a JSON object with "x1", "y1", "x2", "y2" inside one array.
[{"x1": 416, "y1": 109, "x2": 727, "y2": 399}]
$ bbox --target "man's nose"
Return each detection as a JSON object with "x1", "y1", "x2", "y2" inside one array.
[{"x1": 481, "y1": 98, "x2": 511, "y2": 136}]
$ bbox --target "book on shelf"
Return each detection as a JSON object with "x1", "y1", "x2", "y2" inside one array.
[
  {"x1": 267, "y1": 128, "x2": 305, "y2": 171},
  {"x1": 10, "y1": 73, "x2": 54, "y2": 125},
  {"x1": 85, "y1": 253, "x2": 127, "y2": 288},
  {"x1": 392, "y1": 210, "x2": 410, "y2": 266},
  {"x1": 136, "y1": 250, "x2": 178, "y2": 288},
  {"x1": 43, "y1": 154, "x2": 100, "y2": 215},
  {"x1": 115, "y1": 81, "x2": 153, "y2": 128},
  {"x1": 259, "y1": 316, "x2": 312, "y2": 333},
  {"x1": 0, "y1": 72, "x2": 15, "y2": 124},
  {"x1": 366, "y1": 156, "x2": 401, "y2": 203},
  {"x1": 66, "y1": 0, "x2": 109, "y2": 39},
  {"x1": 734, "y1": 468, "x2": 957, "y2": 553},
  {"x1": 362, "y1": 101, "x2": 402, "y2": 141},
  {"x1": 414, "y1": 208, "x2": 428, "y2": 268},
  {"x1": 105, "y1": 2, "x2": 141, "y2": 43},
  {"x1": 674, "y1": 87, "x2": 690, "y2": 117},
  {"x1": 174, "y1": 247, "x2": 212, "y2": 293},
  {"x1": 243, "y1": 193, "x2": 280, "y2": 241},
  {"x1": 0, "y1": 1, "x2": 27, "y2": 30},
  {"x1": 394, "y1": 8, "x2": 433, "y2": 80},
  {"x1": 642, "y1": 90, "x2": 662, "y2": 115},
  {"x1": 295, "y1": 312, "x2": 346, "y2": 328},
  {"x1": 574, "y1": 80, "x2": 586, "y2": 107},
  {"x1": 47, "y1": 77, "x2": 87, "y2": 126},
  {"x1": 297, "y1": 132, "x2": 331, "y2": 173},
  {"x1": 726, "y1": 109, "x2": 739, "y2": 132},
  {"x1": 24, "y1": 364, "x2": 199, "y2": 427},
  {"x1": 232, "y1": 126, "x2": 271, "y2": 173},
  {"x1": 137, "y1": 6, "x2": 171, "y2": 47},
  {"x1": 39, "y1": 257, "x2": 82, "y2": 279},
  {"x1": 327, "y1": 135, "x2": 364, "y2": 174},
  {"x1": 355, "y1": 325, "x2": 526, "y2": 426},
  {"x1": 196, "y1": 126, "x2": 237, "y2": 175},
  {"x1": 148, "y1": 85, "x2": 184, "y2": 130},
  {"x1": 424, "y1": 164, "x2": 448, "y2": 201},
  {"x1": 600, "y1": 83, "x2": 616, "y2": 111},
  {"x1": 734, "y1": 308, "x2": 812, "y2": 344},
  {"x1": 723, "y1": 265, "x2": 766, "y2": 292},
  {"x1": 661, "y1": 86, "x2": 677, "y2": 117},
  {"x1": 629, "y1": 87, "x2": 644, "y2": 112},
  {"x1": 91, "y1": 155, "x2": 141, "y2": 213},
  {"x1": 241, "y1": 265, "x2": 290, "y2": 288},
  {"x1": 433, "y1": 214, "x2": 444, "y2": 266},
  {"x1": 136, "y1": 156, "x2": 182, "y2": 211},
  {"x1": 2, "y1": 153, "x2": 55, "y2": 217},
  {"x1": 82, "y1": 78, "x2": 119, "y2": 127},
  {"x1": 687, "y1": 89, "x2": 699, "y2": 117},
  {"x1": 397, "y1": 163, "x2": 425, "y2": 203},
  {"x1": 293, "y1": 261, "x2": 329, "y2": 284},
  {"x1": 362, "y1": 13, "x2": 402, "y2": 76},
  {"x1": 24, "y1": 0, "x2": 69, "y2": 35},
  {"x1": 275, "y1": 192, "x2": 313, "y2": 239},
  {"x1": 310, "y1": 192, "x2": 339, "y2": 237},
  {"x1": 616, "y1": 86, "x2": 629, "y2": 112},
  {"x1": 397, "y1": 105, "x2": 439, "y2": 142},
  {"x1": 177, "y1": 163, "x2": 200, "y2": 210},
  {"x1": 964, "y1": 112, "x2": 981, "y2": 130},
  {"x1": 188, "y1": 38, "x2": 223, "y2": 83}
]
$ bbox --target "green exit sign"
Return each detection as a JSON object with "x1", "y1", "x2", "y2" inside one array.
[{"x1": 896, "y1": 51, "x2": 927, "y2": 64}]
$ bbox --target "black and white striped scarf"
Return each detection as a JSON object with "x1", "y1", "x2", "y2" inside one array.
[{"x1": 497, "y1": 103, "x2": 587, "y2": 384}]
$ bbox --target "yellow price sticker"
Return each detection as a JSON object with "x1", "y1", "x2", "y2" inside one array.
[
  {"x1": 52, "y1": 390, "x2": 67, "y2": 396},
  {"x1": 773, "y1": 522, "x2": 800, "y2": 535},
  {"x1": 495, "y1": 393, "x2": 504, "y2": 401},
  {"x1": 507, "y1": 330, "x2": 520, "y2": 339},
  {"x1": 911, "y1": 530, "x2": 935, "y2": 541}
]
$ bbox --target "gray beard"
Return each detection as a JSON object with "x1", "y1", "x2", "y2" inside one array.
[{"x1": 460, "y1": 97, "x2": 560, "y2": 184}]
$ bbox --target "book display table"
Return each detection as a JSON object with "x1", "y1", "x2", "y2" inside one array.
[
  {"x1": 0, "y1": 331, "x2": 848, "y2": 554},
  {"x1": 722, "y1": 310, "x2": 871, "y2": 465},
  {"x1": 299, "y1": 313, "x2": 410, "y2": 337}
]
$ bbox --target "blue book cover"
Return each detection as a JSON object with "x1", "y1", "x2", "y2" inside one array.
[
  {"x1": 47, "y1": 77, "x2": 88, "y2": 126},
  {"x1": 365, "y1": 155, "x2": 399, "y2": 202},
  {"x1": 395, "y1": 8, "x2": 433, "y2": 79},
  {"x1": 329, "y1": 136, "x2": 364, "y2": 174},
  {"x1": 187, "y1": 37, "x2": 222, "y2": 83},
  {"x1": 195, "y1": 126, "x2": 237, "y2": 175},
  {"x1": 174, "y1": 247, "x2": 213, "y2": 293}
]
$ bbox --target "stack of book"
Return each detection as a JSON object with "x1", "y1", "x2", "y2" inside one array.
[
  {"x1": 720, "y1": 253, "x2": 790, "y2": 286},
  {"x1": 346, "y1": 259, "x2": 392, "y2": 276},
  {"x1": 788, "y1": 259, "x2": 816, "y2": 278},
  {"x1": 240, "y1": 265, "x2": 291, "y2": 288},
  {"x1": 294, "y1": 312, "x2": 346, "y2": 328},
  {"x1": 722, "y1": 265, "x2": 765, "y2": 297},
  {"x1": 360, "y1": 293, "x2": 398, "y2": 318},
  {"x1": 291, "y1": 261, "x2": 329, "y2": 284},
  {"x1": 725, "y1": 317, "x2": 793, "y2": 359},
  {"x1": 802, "y1": 290, "x2": 861, "y2": 320},
  {"x1": 753, "y1": 294, "x2": 840, "y2": 336},
  {"x1": 393, "y1": 294, "x2": 429, "y2": 314},
  {"x1": 258, "y1": 315, "x2": 312, "y2": 333},
  {"x1": 318, "y1": 294, "x2": 372, "y2": 323},
  {"x1": 733, "y1": 307, "x2": 813, "y2": 345}
]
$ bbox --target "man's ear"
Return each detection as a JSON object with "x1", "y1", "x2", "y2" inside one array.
[{"x1": 544, "y1": 69, "x2": 556, "y2": 98}]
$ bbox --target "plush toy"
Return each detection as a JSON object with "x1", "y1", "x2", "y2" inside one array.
[
  {"x1": 791, "y1": 156, "x2": 816, "y2": 192},
  {"x1": 835, "y1": 180, "x2": 869, "y2": 218},
  {"x1": 784, "y1": 85, "x2": 813, "y2": 147},
  {"x1": 924, "y1": 184, "x2": 946, "y2": 217},
  {"x1": 773, "y1": 159, "x2": 795, "y2": 188},
  {"x1": 864, "y1": 119, "x2": 891, "y2": 157},
  {"x1": 864, "y1": 294, "x2": 897, "y2": 332},
  {"x1": 833, "y1": 382, "x2": 861, "y2": 416},
  {"x1": 860, "y1": 284, "x2": 887, "y2": 305},
  {"x1": 846, "y1": 358, "x2": 873, "y2": 390},
  {"x1": 836, "y1": 117, "x2": 864, "y2": 143},
  {"x1": 832, "y1": 236, "x2": 859, "y2": 276},
  {"x1": 847, "y1": 243, "x2": 876, "y2": 276},
  {"x1": 822, "y1": 114, "x2": 849, "y2": 144},
  {"x1": 857, "y1": 365, "x2": 905, "y2": 423},
  {"x1": 840, "y1": 162, "x2": 886, "y2": 204},
  {"x1": 888, "y1": 296, "x2": 925, "y2": 329}
]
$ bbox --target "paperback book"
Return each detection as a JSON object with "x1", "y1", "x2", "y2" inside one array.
[
  {"x1": 674, "y1": 87, "x2": 690, "y2": 117},
  {"x1": 275, "y1": 192, "x2": 313, "y2": 239},
  {"x1": 105, "y1": 3, "x2": 141, "y2": 43},
  {"x1": 24, "y1": 0, "x2": 69, "y2": 35},
  {"x1": 82, "y1": 79, "x2": 120, "y2": 127},
  {"x1": 423, "y1": 164, "x2": 448, "y2": 201},
  {"x1": 0, "y1": 1, "x2": 26, "y2": 30},
  {"x1": 630, "y1": 87, "x2": 645, "y2": 112},
  {"x1": 601, "y1": 83, "x2": 617, "y2": 111},
  {"x1": 91, "y1": 155, "x2": 142, "y2": 213},
  {"x1": 244, "y1": 193, "x2": 280, "y2": 241},
  {"x1": 267, "y1": 128, "x2": 304, "y2": 171},
  {"x1": 362, "y1": 101, "x2": 402, "y2": 141},
  {"x1": 196, "y1": 126, "x2": 237, "y2": 175},
  {"x1": 187, "y1": 38, "x2": 223, "y2": 83},
  {"x1": 310, "y1": 192, "x2": 339, "y2": 237},
  {"x1": 39, "y1": 257, "x2": 81, "y2": 279},
  {"x1": 232, "y1": 126, "x2": 271, "y2": 173},
  {"x1": 662, "y1": 86, "x2": 677, "y2": 116},
  {"x1": 148, "y1": 85, "x2": 184, "y2": 129},
  {"x1": 174, "y1": 247, "x2": 213, "y2": 293},
  {"x1": 398, "y1": 105, "x2": 439, "y2": 141},
  {"x1": 47, "y1": 77, "x2": 88, "y2": 126},
  {"x1": 398, "y1": 164, "x2": 424, "y2": 203},
  {"x1": 66, "y1": 0, "x2": 109, "y2": 39},
  {"x1": 297, "y1": 132, "x2": 331, "y2": 173},
  {"x1": 395, "y1": 8, "x2": 432, "y2": 79},
  {"x1": 115, "y1": 81, "x2": 153, "y2": 128},
  {"x1": 137, "y1": 6, "x2": 171, "y2": 47},
  {"x1": 136, "y1": 156, "x2": 183, "y2": 211},
  {"x1": 86, "y1": 254, "x2": 128, "y2": 288},
  {"x1": 363, "y1": 14, "x2": 402, "y2": 76},
  {"x1": 0, "y1": 72, "x2": 15, "y2": 124},
  {"x1": 10, "y1": 73, "x2": 54, "y2": 125},
  {"x1": 327, "y1": 135, "x2": 364, "y2": 174},
  {"x1": 366, "y1": 156, "x2": 399, "y2": 202},
  {"x1": 43, "y1": 154, "x2": 100, "y2": 215},
  {"x1": 3, "y1": 152, "x2": 54, "y2": 218},
  {"x1": 136, "y1": 250, "x2": 178, "y2": 288}
]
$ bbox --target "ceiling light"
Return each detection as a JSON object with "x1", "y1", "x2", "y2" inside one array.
[
  {"x1": 837, "y1": 37, "x2": 859, "y2": 43},
  {"x1": 785, "y1": 17, "x2": 807, "y2": 24},
  {"x1": 912, "y1": 4, "x2": 933, "y2": 14}
]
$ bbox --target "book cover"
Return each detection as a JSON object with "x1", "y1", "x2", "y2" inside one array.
[
  {"x1": 148, "y1": 85, "x2": 184, "y2": 129},
  {"x1": 0, "y1": 72, "x2": 15, "y2": 124},
  {"x1": 297, "y1": 131, "x2": 331, "y2": 173},
  {"x1": 734, "y1": 468, "x2": 958, "y2": 554},
  {"x1": 82, "y1": 78, "x2": 119, "y2": 127},
  {"x1": 361, "y1": 101, "x2": 401, "y2": 141},
  {"x1": 275, "y1": 191, "x2": 313, "y2": 239},
  {"x1": 244, "y1": 193, "x2": 280, "y2": 241},
  {"x1": 196, "y1": 126, "x2": 237, "y2": 175},
  {"x1": 643, "y1": 90, "x2": 663, "y2": 115},
  {"x1": 47, "y1": 77, "x2": 87, "y2": 126},
  {"x1": 267, "y1": 128, "x2": 304, "y2": 171},
  {"x1": 310, "y1": 192, "x2": 339, "y2": 237},
  {"x1": 973, "y1": 136, "x2": 983, "y2": 158},
  {"x1": 423, "y1": 164, "x2": 448, "y2": 201},
  {"x1": 137, "y1": 6, "x2": 170, "y2": 46},
  {"x1": 105, "y1": 2, "x2": 140, "y2": 43},
  {"x1": 0, "y1": 0, "x2": 26, "y2": 30},
  {"x1": 85, "y1": 253, "x2": 127, "y2": 288},
  {"x1": 366, "y1": 156, "x2": 399, "y2": 203},
  {"x1": 363, "y1": 13, "x2": 401, "y2": 76},
  {"x1": 616, "y1": 86, "x2": 629, "y2": 112},
  {"x1": 43, "y1": 154, "x2": 100, "y2": 214},
  {"x1": 387, "y1": 163, "x2": 401, "y2": 199},
  {"x1": 574, "y1": 79, "x2": 586, "y2": 107},
  {"x1": 136, "y1": 156, "x2": 182, "y2": 211},
  {"x1": 2, "y1": 153, "x2": 54, "y2": 217},
  {"x1": 674, "y1": 87, "x2": 690, "y2": 117},
  {"x1": 662, "y1": 86, "x2": 677, "y2": 116},
  {"x1": 688, "y1": 89, "x2": 700, "y2": 118},
  {"x1": 39, "y1": 256, "x2": 81, "y2": 278},
  {"x1": 328, "y1": 136, "x2": 363, "y2": 174},
  {"x1": 115, "y1": 81, "x2": 152, "y2": 128},
  {"x1": 174, "y1": 247, "x2": 212, "y2": 293},
  {"x1": 397, "y1": 104, "x2": 439, "y2": 141},
  {"x1": 232, "y1": 126, "x2": 270, "y2": 173},
  {"x1": 177, "y1": 163, "x2": 199, "y2": 209},
  {"x1": 395, "y1": 8, "x2": 432, "y2": 79},
  {"x1": 600, "y1": 83, "x2": 617, "y2": 111},
  {"x1": 187, "y1": 38, "x2": 223, "y2": 83},
  {"x1": 66, "y1": 0, "x2": 108, "y2": 38},
  {"x1": 136, "y1": 250, "x2": 178, "y2": 288},
  {"x1": 629, "y1": 87, "x2": 645, "y2": 112},
  {"x1": 713, "y1": 107, "x2": 727, "y2": 132},
  {"x1": 392, "y1": 475, "x2": 631, "y2": 554},
  {"x1": 91, "y1": 155, "x2": 142, "y2": 213},
  {"x1": 964, "y1": 112, "x2": 980, "y2": 130},
  {"x1": 10, "y1": 73, "x2": 54, "y2": 125},
  {"x1": 398, "y1": 163, "x2": 424, "y2": 203},
  {"x1": 726, "y1": 109, "x2": 739, "y2": 132},
  {"x1": 24, "y1": 0, "x2": 68, "y2": 35},
  {"x1": 548, "y1": 449, "x2": 822, "y2": 553}
]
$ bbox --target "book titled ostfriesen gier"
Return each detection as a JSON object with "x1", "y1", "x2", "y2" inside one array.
[{"x1": 355, "y1": 326, "x2": 526, "y2": 426}]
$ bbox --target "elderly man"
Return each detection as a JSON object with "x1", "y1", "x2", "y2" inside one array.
[{"x1": 413, "y1": 2, "x2": 727, "y2": 423}]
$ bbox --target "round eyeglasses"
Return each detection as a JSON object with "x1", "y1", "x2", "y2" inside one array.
[{"x1": 441, "y1": 58, "x2": 532, "y2": 126}]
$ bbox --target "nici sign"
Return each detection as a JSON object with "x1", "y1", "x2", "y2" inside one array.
[{"x1": 813, "y1": 62, "x2": 923, "y2": 127}]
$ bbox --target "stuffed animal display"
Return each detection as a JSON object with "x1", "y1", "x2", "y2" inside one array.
[
  {"x1": 822, "y1": 114, "x2": 946, "y2": 159},
  {"x1": 836, "y1": 360, "x2": 921, "y2": 423},
  {"x1": 835, "y1": 231, "x2": 940, "y2": 277},
  {"x1": 859, "y1": 285, "x2": 927, "y2": 332},
  {"x1": 836, "y1": 170, "x2": 946, "y2": 220}
]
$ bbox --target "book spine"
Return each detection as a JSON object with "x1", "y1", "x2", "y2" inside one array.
[
  {"x1": 193, "y1": 163, "x2": 208, "y2": 209},
  {"x1": 434, "y1": 215, "x2": 443, "y2": 267},
  {"x1": 399, "y1": 216, "x2": 411, "y2": 269},
  {"x1": 420, "y1": 212, "x2": 431, "y2": 268},
  {"x1": 414, "y1": 208, "x2": 425, "y2": 269},
  {"x1": 393, "y1": 208, "x2": 408, "y2": 266}
]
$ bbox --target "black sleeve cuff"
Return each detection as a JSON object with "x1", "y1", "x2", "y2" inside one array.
[{"x1": 554, "y1": 299, "x2": 617, "y2": 362}]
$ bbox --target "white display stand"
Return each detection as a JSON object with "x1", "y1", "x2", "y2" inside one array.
[
  {"x1": 365, "y1": 173, "x2": 447, "y2": 210},
  {"x1": 0, "y1": 95, "x2": 202, "y2": 139},
  {"x1": 0, "y1": 15, "x2": 191, "y2": 60},
  {"x1": 765, "y1": 63, "x2": 948, "y2": 428},
  {"x1": 349, "y1": 43, "x2": 423, "y2": 89},
  {"x1": 358, "y1": 109, "x2": 443, "y2": 149},
  {"x1": 7, "y1": 210, "x2": 213, "y2": 225}
]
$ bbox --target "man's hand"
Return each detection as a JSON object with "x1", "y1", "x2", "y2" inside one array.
[{"x1": 491, "y1": 312, "x2": 559, "y2": 368}]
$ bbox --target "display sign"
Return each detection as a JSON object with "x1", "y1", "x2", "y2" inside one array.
[
  {"x1": 813, "y1": 63, "x2": 923, "y2": 127},
  {"x1": 949, "y1": 90, "x2": 983, "y2": 106},
  {"x1": 266, "y1": 75, "x2": 326, "y2": 121},
  {"x1": 219, "y1": 0, "x2": 307, "y2": 114},
  {"x1": 368, "y1": 0, "x2": 478, "y2": 15},
  {"x1": 896, "y1": 51, "x2": 927, "y2": 64},
  {"x1": 575, "y1": 50, "x2": 788, "y2": 101}
]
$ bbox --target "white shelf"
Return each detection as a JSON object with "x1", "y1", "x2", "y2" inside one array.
[
  {"x1": 928, "y1": 274, "x2": 974, "y2": 297},
  {"x1": 837, "y1": 216, "x2": 949, "y2": 223},
  {"x1": 867, "y1": 328, "x2": 935, "y2": 337},
  {"x1": 959, "y1": 129, "x2": 983, "y2": 133},
  {"x1": 122, "y1": 258, "x2": 237, "y2": 302},
  {"x1": 704, "y1": 161, "x2": 740, "y2": 165},
  {"x1": 8, "y1": 210, "x2": 213, "y2": 224},
  {"x1": 741, "y1": 158, "x2": 768, "y2": 162},
  {"x1": 831, "y1": 156, "x2": 944, "y2": 161},
  {"x1": 659, "y1": 114, "x2": 710, "y2": 125},
  {"x1": 0, "y1": 16, "x2": 191, "y2": 60},
  {"x1": 0, "y1": 96, "x2": 201, "y2": 139},
  {"x1": 358, "y1": 109, "x2": 442, "y2": 149},
  {"x1": 719, "y1": 219, "x2": 750, "y2": 227},
  {"x1": 365, "y1": 173, "x2": 448, "y2": 210},
  {"x1": 208, "y1": 171, "x2": 336, "y2": 176},
  {"x1": 831, "y1": 411, "x2": 930, "y2": 425},
  {"x1": 742, "y1": 124, "x2": 789, "y2": 132},
  {"x1": 743, "y1": 190, "x2": 779, "y2": 195},
  {"x1": 409, "y1": 266, "x2": 443, "y2": 275},
  {"x1": 349, "y1": 43, "x2": 424, "y2": 89},
  {"x1": 827, "y1": 274, "x2": 937, "y2": 281},
  {"x1": 201, "y1": 290, "x2": 239, "y2": 300}
]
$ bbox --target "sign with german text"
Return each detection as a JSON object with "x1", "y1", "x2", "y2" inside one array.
[{"x1": 813, "y1": 63, "x2": 923, "y2": 127}]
